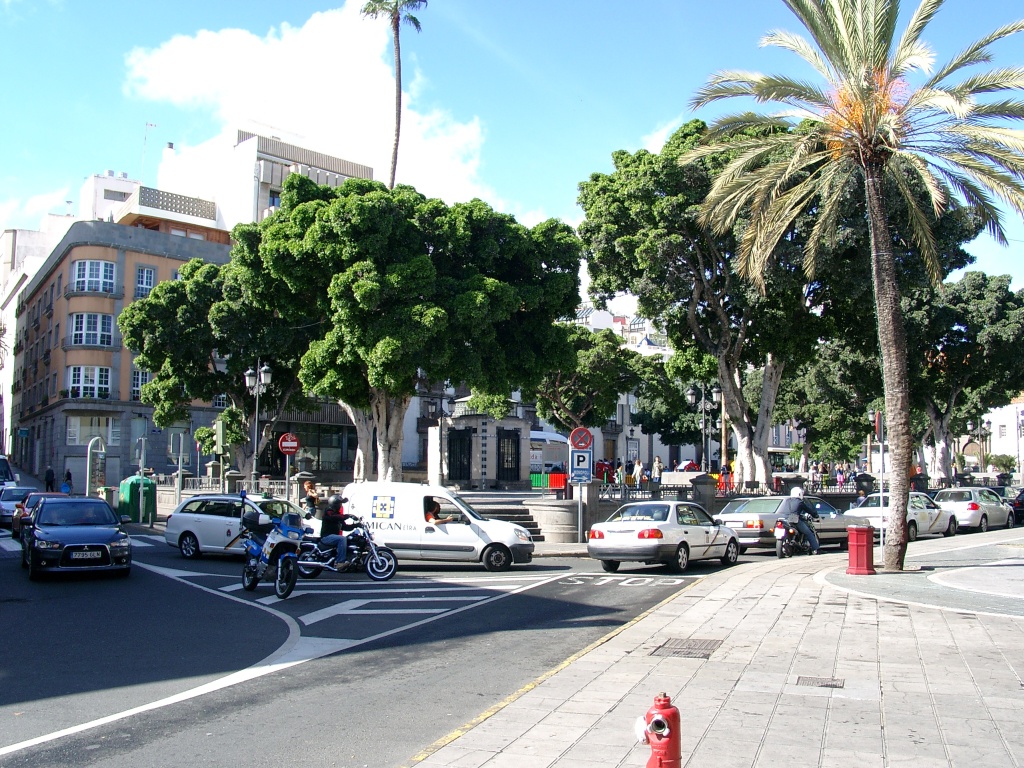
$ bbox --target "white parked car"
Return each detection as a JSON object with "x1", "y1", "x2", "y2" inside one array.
[
  {"x1": 587, "y1": 500, "x2": 740, "y2": 573},
  {"x1": 932, "y1": 487, "x2": 1014, "y2": 532},
  {"x1": 857, "y1": 491, "x2": 957, "y2": 540},
  {"x1": 164, "y1": 494, "x2": 317, "y2": 558}
]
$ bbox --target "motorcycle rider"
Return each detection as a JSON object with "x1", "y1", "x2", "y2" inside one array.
[
  {"x1": 320, "y1": 494, "x2": 358, "y2": 566},
  {"x1": 780, "y1": 486, "x2": 820, "y2": 554}
]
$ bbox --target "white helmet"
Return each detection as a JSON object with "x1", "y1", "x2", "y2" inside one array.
[{"x1": 790, "y1": 486, "x2": 805, "y2": 499}]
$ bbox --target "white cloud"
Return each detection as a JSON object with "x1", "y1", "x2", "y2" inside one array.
[
  {"x1": 641, "y1": 115, "x2": 686, "y2": 153},
  {"x1": 0, "y1": 187, "x2": 71, "y2": 232},
  {"x1": 124, "y1": 2, "x2": 497, "y2": 210}
]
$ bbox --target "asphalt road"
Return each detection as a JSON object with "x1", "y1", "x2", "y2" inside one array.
[{"x1": 0, "y1": 530, "x2": 719, "y2": 767}]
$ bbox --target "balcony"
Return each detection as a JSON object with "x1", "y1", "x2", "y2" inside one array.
[
  {"x1": 44, "y1": 301, "x2": 53, "y2": 317},
  {"x1": 66, "y1": 387, "x2": 120, "y2": 402},
  {"x1": 41, "y1": 348, "x2": 50, "y2": 365},
  {"x1": 61, "y1": 334, "x2": 122, "y2": 352},
  {"x1": 64, "y1": 284, "x2": 125, "y2": 300},
  {"x1": 604, "y1": 419, "x2": 623, "y2": 436}
]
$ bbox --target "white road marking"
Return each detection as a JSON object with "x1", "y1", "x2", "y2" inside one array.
[
  {"x1": 0, "y1": 539, "x2": 21, "y2": 552},
  {"x1": 297, "y1": 595, "x2": 486, "y2": 624},
  {"x1": 0, "y1": 565, "x2": 571, "y2": 758}
]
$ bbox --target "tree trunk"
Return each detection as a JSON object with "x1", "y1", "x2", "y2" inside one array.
[
  {"x1": 340, "y1": 403, "x2": 374, "y2": 481},
  {"x1": 751, "y1": 354, "x2": 785, "y2": 483},
  {"x1": 370, "y1": 388, "x2": 410, "y2": 481},
  {"x1": 865, "y1": 163, "x2": 911, "y2": 571},
  {"x1": 388, "y1": 13, "x2": 402, "y2": 189}
]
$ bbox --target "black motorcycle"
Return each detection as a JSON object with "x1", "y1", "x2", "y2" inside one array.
[
  {"x1": 297, "y1": 516, "x2": 397, "y2": 581},
  {"x1": 773, "y1": 511, "x2": 818, "y2": 558}
]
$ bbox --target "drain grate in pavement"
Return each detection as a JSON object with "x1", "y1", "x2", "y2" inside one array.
[
  {"x1": 797, "y1": 676, "x2": 845, "y2": 689},
  {"x1": 650, "y1": 638, "x2": 723, "y2": 659}
]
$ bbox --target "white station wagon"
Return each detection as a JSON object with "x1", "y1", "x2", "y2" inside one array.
[
  {"x1": 587, "y1": 500, "x2": 741, "y2": 573},
  {"x1": 858, "y1": 491, "x2": 957, "y2": 540}
]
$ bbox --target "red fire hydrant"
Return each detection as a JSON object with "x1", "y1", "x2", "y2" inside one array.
[{"x1": 636, "y1": 692, "x2": 681, "y2": 768}]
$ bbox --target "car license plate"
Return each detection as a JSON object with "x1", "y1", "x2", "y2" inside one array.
[{"x1": 71, "y1": 551, "x2": 102, "y2": 559}]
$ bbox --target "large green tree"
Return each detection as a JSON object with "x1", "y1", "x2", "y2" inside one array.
[
  {"x1": 683, "y1": 0, "x2": 1024, "y2": 570},
  {"x1": 117, "y1": 260, "x2": 315, "y2": 477},
  {"x1": 532, "y1": 326, "x2": 645, "y2": 432},
  {"x1": 579, "y1": 121, "x2": 827, "y2": 485},
  {"x1": 254, "y1": 175, "x2": 580, "y2": 481},
  {"x1": 361, "y1": 0, "x2": 427, "y2": 189},
  {"x1": 905, "y1": 271, "x2": 1024, "y2": 481}
]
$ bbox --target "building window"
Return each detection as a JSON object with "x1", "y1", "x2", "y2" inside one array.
[
  {"x1": 71, "y1": 313, "x2": 113, "y2": 346},
  {"x1": 72, "y1": 260, "x2": 116, "y2": 293},
  {"x1": 999, "y1": 424, "x2": 1007, "y2": 439},
  {"x1": 212, "y1": 393, "x2": 228, "y2": 408},
  {"x1": 187, "y1": 232, "x2": 205, "y2": 240},
  {"x1": 103, "y1": 189, "x2": 130, "y2": 201},
  {"x1": 68, "y1": 366, "x2": 111, "y2": 398},
  {"x1": 131, "y1": 369, "x2": 151, "y2": 401},
  {"x1": 66, "y1": 415, "x2": 120, "y2": 446},
  {"x1": 268, "y1": 190, "x2": 282, "y2": 208},
  {"x1": 136, "y1": 266, "x2": 155, "y2": 298},
  {"x1": 170, "y1": 227, "x2": 186, "y2": 237}
]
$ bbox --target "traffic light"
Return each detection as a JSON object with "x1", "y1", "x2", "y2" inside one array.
[{"x1": 214, "y1": 420, "x2": 227, "y2": 455}]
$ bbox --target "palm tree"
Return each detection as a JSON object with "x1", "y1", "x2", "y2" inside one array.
[
  {"x1": 682, "y1": 0, "x2": 1024, "y2": 570},
  {"x1": 361, "y1": 0, "x2": 427, "y2": 189}
]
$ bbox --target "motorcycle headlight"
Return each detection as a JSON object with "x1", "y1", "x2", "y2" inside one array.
[
  {"x1": 34, "y1": 539, "x2": 62, "y2": 549},
  {"x1": 514, "y1": 528, "x2": 531, "y2": 542},
  {"x1": 288, "y1": 531, "x2": 300, "y2": 540}
]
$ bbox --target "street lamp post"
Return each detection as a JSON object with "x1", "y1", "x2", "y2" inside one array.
[
  {"x1": 687, "y1": 383, "x2": 722, "y2": 472},
  {"x1": 966, "y1": 418, "x2": 992, "y2": 471},
  {"x1": 244, "y1": 362, "x2": 272, "y2": 490}
]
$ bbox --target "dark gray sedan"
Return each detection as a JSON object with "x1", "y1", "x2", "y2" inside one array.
[{"x1": 21, "y1": 497, "x2": 132, "y2": 580}]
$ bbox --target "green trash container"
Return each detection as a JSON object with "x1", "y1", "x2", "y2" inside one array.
[{"x1": 119, "y1": 476, "x2": 157, "y2": 524}]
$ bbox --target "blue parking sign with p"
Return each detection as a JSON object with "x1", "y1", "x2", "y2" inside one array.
[{"x1": 569, "y1": 449, "x2": 593, "y2": 484}]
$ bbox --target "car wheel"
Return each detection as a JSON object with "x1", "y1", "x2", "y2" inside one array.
[
  {"x1": 670, "y1": 543, "x2": 690, "y2": 573},
  {"x1": 482, "y1": 545, "x2": 512, "y2": 572},
  {"x1": 1006, "y1": 511, "x2": 1016, "y2": 530},
  {"x1": 27, "y1": 551, "x2": 41, "y2": 581},
  {"x1": 600, "y1": 560, "x2": 620, "y2": 573},
  {"x1": 978, "y1": 515, "x2": 988, "y2": 533},
  {"x1": 721, "y1": 540, "x2": 739, "y2": 566},
  {"x1": 178, "y1": 532, "x2": 201, "y2": 559},
  {"x1": 942, "y1": 516, "x2": 957, "y2": 537},
  {"x1": 838, "y1": 539, "x2": 849, "y2": 552},
  {"x1": 907, "y1": 521, "x2": 918, "y2": 542}
]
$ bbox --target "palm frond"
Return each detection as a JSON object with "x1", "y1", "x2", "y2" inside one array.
[
  {"x1": 892, "y1": 0, "x2": 943, "y2": 76},
  {"x1": 904, "y1": 86, "x2": 974, "y2": 119},
  {"x1": 784, "y1": 0, "x2": 854, "y2": 77},
  {"x1": 691, "y1": 71, "x2": 768, "y2": 107},
  {"x1": 966, "y1": 100, "x2": 1024, "y2": 121},
  {"x1": 760, "y1": 29, "x2": 837, "y2": 85},
  {"x1": 701, "y1": 112, "x2": 796, "y2": 141},
  {"x1": 949, "y1": 67, "x2": 1024, "y2": 97},
  {"x1": 943, "y1": 152, "x2": 1024, "y2": 217},
  {"x1": 886, "y1": 163, "x2": 942, "y2": 286},
  {"x1": 949, "y1": 125, "x2": 1024, "y2": 160},
  {"x1": 890, "y1": 151, "x2": 948, "y2": 217},
  {"x1": 804, "y1": 162, "x2": 858, "y2": 276},
  {"x1": 933, "y1": 166, "x2": 1008, "y2": 243},
  {"x1": 927, "y1": 20, "x2": 1024, "y2": 87}
]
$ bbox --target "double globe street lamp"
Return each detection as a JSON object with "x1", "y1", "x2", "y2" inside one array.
[
  {"x1": 868, "y1": 408, "x2": 886, "y2": 476},
  {"x1": 244, "y1": 362, "x2": 272, "y2": 488},
  {"x1": 966, "y1": 418, "x2": 992, "y2": 471},
  {"x1": 686, "y1": 382, "x2": 722, "y2": 472}
]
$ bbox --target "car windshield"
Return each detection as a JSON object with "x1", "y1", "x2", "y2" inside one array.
[
  {"x1": 935, "y1": 490, "x2": 971, "y2": 503},
  {"x1": 257, "y1": 499, "x2": 304, "y2": 519},
  {"x1": 1, "y1": 488, "x2": 30, "y2": 502},
  {"x1": 861, "y1": 495, "x2": 888, "y2": 509},
  {"x1": 448, "y1": 496, "x2": 485, "y2": 521},
  {"x1": 36, "y1": 502, "x2": 118, "y2": 526},
  {"x1": 607, "y1": 504, "x2": 672, "y2": 522},
  {"x1": 720, "y1": 498, "x2": 783, "y2": 515}
]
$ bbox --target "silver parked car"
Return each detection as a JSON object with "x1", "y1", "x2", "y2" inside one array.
[
  {"x1": 932, "y1": 487, "x2": 1014, "y2": 532},
  {"x1": 716, "y1": 495, "x2": 869, "y2": 552},
  {"x1": 0, "y1": 486, "x2": 31, "y2": 527}
]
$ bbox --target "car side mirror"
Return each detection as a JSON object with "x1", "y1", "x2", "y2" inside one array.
[
  {"x1": 304, "y1": 526, "x2": 314, "y2": 535},
  {"x1": 258, "y1": 513, "x2": 272, "y2": 526},
  {"x1": 120, "y1": 515, "x2": 131, "y2": 525},
  {"x1": 303, "y1": 512, "x2": 313, "y2": 520},
  {"x1": 713, "y1": 518, "x2": 723, "y2": 526}
]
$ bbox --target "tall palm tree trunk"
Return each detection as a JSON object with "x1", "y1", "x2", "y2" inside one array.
[
  {"x1": 388, "y1": 13, "x2": 402, "y2": 189},
  {"x1": 865, "y1": 163, "x2": 911, "y2": 570}
]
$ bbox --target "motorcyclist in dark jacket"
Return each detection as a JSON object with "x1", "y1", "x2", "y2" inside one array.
[
  {"x1": 320, "y1": 494, "x2": 358, "y2": 564},
  {"x1": 779, "y1": 487, "x2": 820, "y2": 554}
]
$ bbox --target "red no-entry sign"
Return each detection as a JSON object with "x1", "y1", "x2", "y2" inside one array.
[
  {"x1": 569, "y1": 427, "x2": 593, "y2": 450},
  {"x1": 278, "y1": 432, "x2": 300, "y2": 455}
]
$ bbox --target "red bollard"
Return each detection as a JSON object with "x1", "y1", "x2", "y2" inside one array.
[
  {"x1": 846, "y1": 524, "x2": 876, "y2": 575},
  {"x1": 642, "y1": 692, "x2": 681, "y2": 768}
]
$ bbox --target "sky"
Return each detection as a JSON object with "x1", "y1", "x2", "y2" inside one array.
[{"x1": 2, "y1": 0, "x2": 1023, "y2": 291}]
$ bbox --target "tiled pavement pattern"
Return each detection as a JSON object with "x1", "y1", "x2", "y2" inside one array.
[{"x1": 414, "y1": 531, "x2": 1024, "y2": 768}]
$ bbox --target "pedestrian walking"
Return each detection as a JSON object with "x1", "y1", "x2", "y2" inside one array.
[
  {"x1": 44, "y1": 465, "x2": 55, "y2": 492},
  {"x1": 63, "y1": 468, "x2": 73, "y2": 494}
]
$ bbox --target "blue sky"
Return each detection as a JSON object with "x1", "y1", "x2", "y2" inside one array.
[{"x1": 2, "y1": 0, "x2": 1022, "y2": 288}]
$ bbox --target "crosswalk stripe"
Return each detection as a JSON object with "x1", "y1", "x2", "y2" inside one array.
[
  {"x1": 129, "y1": 539, "x2": 154, "y2": 548},
  {"x1": 0, "y1": 539, "x2": 21, "y2": 553}
]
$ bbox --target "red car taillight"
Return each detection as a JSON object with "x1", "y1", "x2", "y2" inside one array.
[
  {"x1": 746, "y1": 519, "x2": 764, "y2": 529},
  {"x1": 589, "y1": 529, "x2": 604, "y2": 540},
  {"x1": 967, "y1": 502, "x2": 980, "y2": 511},
  {"x1": 638, "y1": 529, "x2": 664, "y2": 539}
]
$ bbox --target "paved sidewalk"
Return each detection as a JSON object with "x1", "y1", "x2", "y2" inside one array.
[{"x1": 412, "y1": 530, "x2": 1024, "y2": 768}]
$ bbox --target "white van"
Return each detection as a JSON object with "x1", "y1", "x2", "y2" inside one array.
[{"x1": 341, "y1": 481, "x2": 534, "y2": 571}]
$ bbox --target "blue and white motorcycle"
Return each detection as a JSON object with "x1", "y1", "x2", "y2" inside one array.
[{"x1": 237, "y1": 494, "x2": 304, "y2": 599}]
